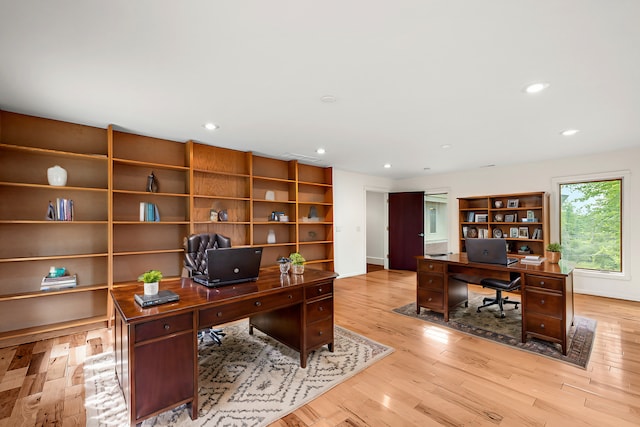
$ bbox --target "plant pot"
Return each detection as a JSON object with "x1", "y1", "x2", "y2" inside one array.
[
  {"x1": 144, "y1": 281, "x2": 159, "y2": 295},
  {"x1": 291, "y1": 264, "x2": 304, "y2": 275},
  {"x1": 546, "y1": 251, "x2": 561, "y2": 264}
]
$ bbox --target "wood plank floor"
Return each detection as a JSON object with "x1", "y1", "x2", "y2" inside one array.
[{"x1": 1, "y1": 269, "x2": 639, "y2": 426}]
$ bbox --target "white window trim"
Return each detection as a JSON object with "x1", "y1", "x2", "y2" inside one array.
[{"x1": 550, "y1": 170, "x2": 630, "y2": 281}]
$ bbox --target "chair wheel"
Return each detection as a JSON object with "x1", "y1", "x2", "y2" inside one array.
[
  {"x1": 500, "y1": 313, "x2": 506, "y2": 318},
  {"x1": 477, "y1": 308, "x2": 481, "y2": 313},
  {"x1": 515, "y1": 304, "x2": 519, "y2": 309},
  {"x1": 465, "y1": 302, "x2": 468, "y2": 307}
]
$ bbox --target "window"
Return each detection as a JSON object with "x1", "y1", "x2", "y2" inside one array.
[{"x1": 559, "y1": 178, "x2": 622, "y2": 272}]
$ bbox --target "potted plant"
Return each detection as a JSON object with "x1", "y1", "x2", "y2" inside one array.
[
  {"x1": 138, "y1": 269, "x2": 163, "y2": 295},
  {"x1": 289, "y1": 252, "x2": 306, "y2": 275},
  {"x1": 546, "y1": 243, "x2": 562, "y2": 264}
]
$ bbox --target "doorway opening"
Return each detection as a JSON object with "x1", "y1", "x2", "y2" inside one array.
[{"x1": 424, "y1": 193, "x2": 449, "y2": 255}]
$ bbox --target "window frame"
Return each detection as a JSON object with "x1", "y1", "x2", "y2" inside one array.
[{"x1": 551, "y1": 170, "x2": 630, "y2": 281}]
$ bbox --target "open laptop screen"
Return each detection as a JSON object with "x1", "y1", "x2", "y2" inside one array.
[
  {"x1": 465, "y1": 238, "x2": 517, "y2": 265},
  {"x1": 193, "y1": 246, "x2": 263, "y2": 287}
]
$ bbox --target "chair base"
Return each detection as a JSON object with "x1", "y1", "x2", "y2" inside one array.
[
  {"x1": 198, "y1": 328, "x2": 226, "y2": 345},
  {"x1": 476, "y1": 290, "x2": 519, "y2": 318}
]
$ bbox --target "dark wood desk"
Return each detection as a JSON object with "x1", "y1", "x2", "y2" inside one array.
[
  {"x1": 416, "y1": 254, "x2": 574, "y2": 355},
  {"x1": 111, "y1": 269, "x2": 337, "y2": 427}
]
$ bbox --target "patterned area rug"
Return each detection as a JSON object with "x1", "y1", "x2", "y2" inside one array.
[
  {"x1": 393, "y1": 291, "x2": 595, "y2": 369},
  {"x1": 84, "y1": 323, "x2": 393, "y2": 426}
]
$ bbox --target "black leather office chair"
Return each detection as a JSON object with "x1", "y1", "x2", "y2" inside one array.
[
  {"x1": 476, "y1": 274, "x2": 521, "y2": 318},
  {"x1": 183, "y1": 233, "x2": 232, "y2": 344}
]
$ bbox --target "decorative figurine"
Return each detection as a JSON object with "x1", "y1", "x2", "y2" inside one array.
[{"x1": 146, "y1": 171, "x2": 158, "y2": 193}]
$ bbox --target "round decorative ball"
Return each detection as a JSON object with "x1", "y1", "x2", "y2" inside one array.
[
  {"x1": 494, "y1": 213, "x2": 504, "y2": 222},
  {"x1": 494, "y1": 200, "x2": 503, "y2": 208}
]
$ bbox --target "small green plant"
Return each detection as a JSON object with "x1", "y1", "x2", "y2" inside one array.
[
  {"x1": 138, "y1": 270, "x2": 163, "y2": 283},
  {"x1": 546, "y1": 242, "x2": 562, "y2": 252},
  {"x1": 288, "y1": 252, "x2": 306, "y2": 265}
]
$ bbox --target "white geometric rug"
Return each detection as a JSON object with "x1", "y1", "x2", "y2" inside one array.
[{"x1": 84, "y1": 322, "x2": 393, "y2": 426}]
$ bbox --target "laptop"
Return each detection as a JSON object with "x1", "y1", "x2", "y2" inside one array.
[
  {"x1": 465, "y1": 238, "x2": 518, "y2": 265},
  {"x1": 193, "y1": 246, "x2": 263, "y2": 287}
]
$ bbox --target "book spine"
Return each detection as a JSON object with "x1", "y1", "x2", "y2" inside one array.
[
  {"x1": 140, "y1": 202, "x2": 145, "y2": 221},
  {"x1": 153, "y1": 203, "x2": 160, "y2": 222}
]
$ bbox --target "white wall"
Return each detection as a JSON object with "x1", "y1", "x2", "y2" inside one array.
[
  {"x1": 333, "y1": 146, "x2": 639, "y2": 301},
  {"x1": 366, "y1": 191, "x2": 386, "y2": 266},
  {"x1": 333, "y1": 170, "x2": 393, "y2": 277}
]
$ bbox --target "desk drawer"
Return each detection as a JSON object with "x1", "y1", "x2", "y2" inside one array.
[
  {"x1": 526, "y1": 274, "x2": 564, "y2": 292},
  {"x1": 306, "y1": 318, "x2": 333, "y2": 349},
  {"x1": 306, "y1": 297, "x2": 333, "y2": 325},
  {"x1": 418, "y1": 273, "x2": 444, "y2": 291},
  {"x1": 418, "y1": 288, "x2": 444, "y2": 310},
  {"x1": 134, "y1": 312, "x2": 193, "y2": 343},
  {"x1": 305, "y1": 282, "x2": 333, "y2": 299},
  {"x1": 200, "y1": 288, "x2": 303, "y2": 326},
  {"x1": 418, "y1": 261, "x2": 444, "y2": 273},
  {"x1": 525, "y1": 290, "x2": 563, "y2": 317},
  {"x1": 525, "y1": 312, "x2": 562, "y2": 340}
]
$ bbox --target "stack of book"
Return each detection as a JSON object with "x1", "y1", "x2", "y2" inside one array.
[
  {"x1": 520, "y1": 255, "x2": 546, "y2": 265},
  {"x1": 139, "y1": 202, "x2": 160, "y2": 222},
  {"x1": 41, "y1": 274, "x2": 77, "y2": 291}
]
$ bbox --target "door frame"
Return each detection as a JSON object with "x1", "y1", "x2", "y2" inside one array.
[{"x1": 364, "y1": 186, "x2": 390, "y2": 271}]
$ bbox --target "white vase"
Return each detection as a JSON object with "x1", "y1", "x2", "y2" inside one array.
[
  {"x1": 267, "y1": 229, "x2": 276, "y2": 244},
  {"x1": 144, "y1": 281, "x2": 159, "y2": 295},
  {"x1": 47, "y1": 165, "x2": 67, "y2": 186}
]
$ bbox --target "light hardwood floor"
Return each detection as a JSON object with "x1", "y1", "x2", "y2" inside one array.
[{"x1": 1, "y1": 269, "x2": 639, "y2": 426}]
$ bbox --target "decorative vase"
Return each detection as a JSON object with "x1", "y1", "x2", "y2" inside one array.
[
  {"x1": 292, "y1": 264, "x2": 304, "y2": 275},
  {"x1": 47, "y1": 165, "x2": 67, "y2": 186},
  {"x1": 278, "y1": 259, "x2": 290, "y2": 274},
  {"x1": 144, "y1": 281, "x2": 159, "y2": 295},
  {"x1": 146, "y1": 171, "x2": 158, "y2": 192},
  {"x1": 547, "y1": 251, "x2": 561, "y2": 264},
  {"x1": 267, "y1": 229, "x2": 276, "y2": 244},
  {"x1": 494, "y1": 200, "x2": 503, "y2": 209}
]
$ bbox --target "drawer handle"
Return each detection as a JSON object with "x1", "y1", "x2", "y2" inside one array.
[
  {"x1": 429, "y1": 265, "x2": 434, "y2": 269},
  {"x1": 540, "y1": 281, "x2": 545, "y2": 286},
  {"x1": 163, "y1": 324, "x2": 170, "y2": 330},
  {"x1": 318, "y1": 288, "x2": 323, "y2": 293},
  {"x1": 217, "y1": 312, "x2": 223, "y2": 317},
  {"x1": 319, "y1": 330, "x2": 323, "y2": 336},
  {"x1": 428, "y1": 297, "x2": 432, "y2": 302},
  {"x1": 318, "y1": 306, "x2": 324, "y2": 312},
  {"x1": 428, "y1": 279, "x2": 433, "y2": 284},
  {"x1": 255, "y1": 301, "x2": 262, "y2": 307},
  {"x1": 288, "y1": 294, "x2": 293, "y2": 299},
  {"x1": 540, "y1": 299, "x2": 545, "y2": 305},
  {"x1": 540, "y1": 323, "x2": 545, "y2": 329}
]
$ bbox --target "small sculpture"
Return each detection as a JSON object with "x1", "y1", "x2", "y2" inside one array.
[{"x1": 146, "y1": 171, "x2": 158, "y2": 193}]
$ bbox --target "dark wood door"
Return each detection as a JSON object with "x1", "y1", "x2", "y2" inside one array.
[{"x1": 389, "y1": 191, "x2": 424, "y2": 271}]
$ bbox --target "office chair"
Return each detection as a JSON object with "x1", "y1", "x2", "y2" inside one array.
[
  {"x1": 476, "y1": 274, "x2": 521, "y2": 318},
  {"x1": 183, "y1": 233, "x2": 232, "y2": 344}
]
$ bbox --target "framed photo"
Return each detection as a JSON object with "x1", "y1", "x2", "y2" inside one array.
[
  {"x1": 510, "y1": 227, "x2": 519, "y2": 238},
  {"x1": 475, "y1": 213, "x2": 488, "y2": 223},
  {"x1": 504, "y1": 214, "x2": 515, "y2": 222},
  {"x1": 507, "y1": 199, "x2": 519, "y2": 208},
  {"x1": 467, "y1": 211, "x2": 475, "y2": 222},
  {"x1": 462, "y1": 226, "x2": 468, "y2": 238},
  {"x1": 527, "y1": 210, "x2": 535, "y2": 219},
  {"x1": 519, "y1": 226, "x2": 529, "y2": 238}
]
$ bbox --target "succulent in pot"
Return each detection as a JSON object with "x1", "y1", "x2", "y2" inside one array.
[{"x1": 289, "y1": 252, "x2": 306, "y2": 274}]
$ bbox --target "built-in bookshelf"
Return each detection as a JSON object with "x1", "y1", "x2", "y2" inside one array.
[
  {"x1": 459, "y1": 192, "x2": 549, "y2": 256},
  {"x1": 0, "y1": 111, "x2": 334, "y2": 346},
  {"x1": 0, "y1": 111, "x2": 109, "y2": 343}
]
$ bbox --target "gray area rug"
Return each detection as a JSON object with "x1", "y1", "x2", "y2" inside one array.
[
  {"x1": 84, "y1": 323, "x2": 393, "y2": 426},
  {"x1": 393, "y1": 291, "x2": 595, "y2": 369}
]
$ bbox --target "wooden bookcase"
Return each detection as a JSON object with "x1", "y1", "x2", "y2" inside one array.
[
  {"x1": 110, "y1": 128, "x2": 190, "y2": 285},
  {"x1": 0, "y1": 111, "x2": 109, "y2": 342},
  {"x1": 458, "y1": 192, "x2": 549, "y2": 256},
  {"x1": 0, "y1": 111, "x2": 334, "y2": 346}
]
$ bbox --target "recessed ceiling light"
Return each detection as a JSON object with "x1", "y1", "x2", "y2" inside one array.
[
  {"x1": 203, "y1": 123, "x2": 219, "y2": 131},
  {"x1": 524, "y1": 82, "x2": 550, "y2": 94},
  {"x1": 316, "y1": 148, "x2": 326, "y2": 154},
  {"x1": 561, "y1": 129, "x2": 580, "y2": 136},
  {"x1": 320, "y1": 95, "x2": 337, "y2": 103},
  {"x1": 423, "y1": 167, "x2": 431, "y2": 171},
  {"x1": 384, "y1": 163, "x2": 391, "y2": 169},
  {"x1": 440, "y1": 144, "x2": 451, "y2": 149}
]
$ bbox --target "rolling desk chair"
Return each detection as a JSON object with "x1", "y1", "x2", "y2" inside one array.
[
  {"x1": 183, "y1": 233, "x2": 232, "y2": 344},
  {"x1": 476, "y1": 274, "x2": 521, "y2": 318}
]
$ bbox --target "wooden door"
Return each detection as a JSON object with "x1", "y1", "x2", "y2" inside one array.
[{"x1": 389, "y1": 192, "x2": 424, "y2": 271}]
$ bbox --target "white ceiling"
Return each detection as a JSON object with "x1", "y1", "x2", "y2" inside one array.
[{"x1": 1, "y1": 1, "x2": 639, "y2": 179}]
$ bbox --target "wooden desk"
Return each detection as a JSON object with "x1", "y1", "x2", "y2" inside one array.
[
  {"x1": 111, "y1": 269, "x2": 337, "y2": 427},
  {"x1": 416, "y1": 254, "x2": 574, "y2": 355}
]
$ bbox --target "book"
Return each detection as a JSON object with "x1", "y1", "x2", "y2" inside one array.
[
  {"x1": 41, "y1": 274, "x2": 77, "y2": 290},
  {"x1": 134, "y1": 290, "x2": 180, "y2": 307},
  {"x1": 520, "y1": 257, "x2": 545, "y2": 265}
]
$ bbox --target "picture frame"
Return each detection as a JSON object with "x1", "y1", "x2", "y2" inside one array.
[
  {"x1": 507, "y1": 199, "x2": 519, "y2": 208},
  {"x1": 519, "y1": 226, "x2": 529, "y2": 238},
  {"x1": 504, "y1": 214, "x2": 515, "y2": 222},
  {"x1": 467, "y1": 211, "x2": 475, "y2": 222},
  {"x1": 509, "y1": 227, "x2": 519, "y2": 238},
  {"x1": 475, "y1": 213, "x2": 488, "y2": 223},
  {"x1": 527, "y1": 210, "x2": 535, "y2": 219}
]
